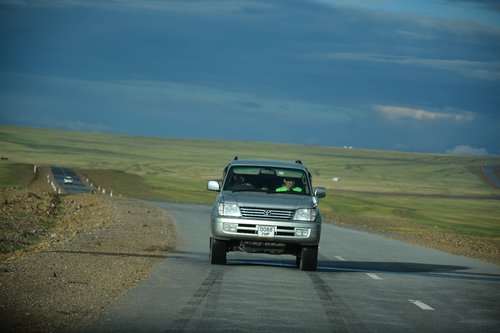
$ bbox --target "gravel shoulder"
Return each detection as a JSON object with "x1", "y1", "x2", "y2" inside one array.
[
  {"x1": 326, "y1": 212, "x2": 500, "y2": 265},
  {"x1": 0, "y1": 189, "x2": 176, "y2": 333}
]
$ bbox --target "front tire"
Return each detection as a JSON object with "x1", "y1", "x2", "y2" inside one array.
[
  {"x1": 300, "y1": 246, "x2": 318, "y2": 271},
  {"x1": 209, "y1": 238, "x2": 227, "y2": 265}
]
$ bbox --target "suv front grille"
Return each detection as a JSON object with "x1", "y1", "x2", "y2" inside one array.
[{"x1": 240, "y1": 207, "x2": 294, "y2": 220}]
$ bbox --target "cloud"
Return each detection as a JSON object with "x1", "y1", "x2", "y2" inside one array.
[
  {"x1": 446, "y1": 145, "x2": 489, "y2": 156},
  {"x1": 373, "y1": 105, "x2": 475, "y2": 122},
  {"x1": 322, "y1": 53, "x2": 500, "y2": 81},
  {"x1": 7, "y1": 0, "x2": 276, "y2": 14},
  {"x1": 317, "y1": 0, "x2": 500, "y2": 28},
  {"x1": 0, "y1": 72, "x2": 353, "y2": 127},
  {"x1": 444, "y1": 0, "x2": 500, "y2": 12},
  {"x1": 1, "y1": 1, "x2": 499, "y2": 154},
  {"x1": 395, "y1": 30, "x2": 435, "y2": 40},
  {"x1": 46, "y1": 120, "x2": 110, "y2": 132}
]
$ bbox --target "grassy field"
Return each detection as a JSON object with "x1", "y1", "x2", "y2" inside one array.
[
  {"x1": 1, "y1": 125, "x2": 499, "y2": 240},
  {"x1": 0, "y1": 162, "x2": 38, "y2": 188}
]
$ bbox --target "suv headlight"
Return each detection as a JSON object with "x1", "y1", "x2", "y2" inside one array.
[
  {"x1": 217, "y1": 202, "x2": 241, "y2": 217},
  {"x1": 294, "y1": 208, "x2": 317, "y2": 222}
]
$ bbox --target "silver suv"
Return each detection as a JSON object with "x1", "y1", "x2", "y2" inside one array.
[{"x1": 207, "y1": 158, "x2": 326, "y2": 271}]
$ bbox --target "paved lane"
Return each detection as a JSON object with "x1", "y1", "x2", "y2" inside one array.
[
  {"x1": 89, "y1": 202, "x2": 500, "y2": 333},
  {"x1": 51, "y1": 167, "x2": 92, "y2": 194}
]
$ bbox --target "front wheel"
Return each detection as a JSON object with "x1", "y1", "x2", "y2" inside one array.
[
  {"x1": 299, "y1": 246, "x2": 318, "y2": 271},
  {"x1": 209, "y1": 238, "x2": 227, "y2": 265}
]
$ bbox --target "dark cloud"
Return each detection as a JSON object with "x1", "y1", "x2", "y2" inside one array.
[
  {"x1": 0, "y1": 0, "x2": 499, "y2": 154},
  {"x1": 444, "y1": 0, "x2": 500, "y2": 11}
]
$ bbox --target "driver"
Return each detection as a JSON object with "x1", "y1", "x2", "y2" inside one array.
[{"x1": 275, "y1": 178, "x2": 302, "y2": 192}]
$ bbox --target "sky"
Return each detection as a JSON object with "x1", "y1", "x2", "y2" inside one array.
[{"x1": 0, "y1": 0, "x2": 499, "y2": 155}]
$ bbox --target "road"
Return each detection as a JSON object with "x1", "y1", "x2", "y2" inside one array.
[
  {"x1": 51, "y1": 167, "x2": 92, "y2": 194},
  {"x1": 89, "y1": 202, "x2": 500, "y2": 333}
]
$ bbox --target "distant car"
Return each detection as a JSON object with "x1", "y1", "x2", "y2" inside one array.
[{"x1": 64, "y1": 176, "x2": 73, "y2": 184}]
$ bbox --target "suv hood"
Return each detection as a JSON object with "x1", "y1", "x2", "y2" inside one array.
[{"x1": 221, "y1": 191, "x2": 316, "y2": 209}]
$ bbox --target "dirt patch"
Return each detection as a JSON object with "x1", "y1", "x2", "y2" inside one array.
[
  {"x1": 0, "y1": 187, "x2": 176, "y2": 333},
  {"x1": 0, "y1": 188, "x2": 62, "y2": 254}
]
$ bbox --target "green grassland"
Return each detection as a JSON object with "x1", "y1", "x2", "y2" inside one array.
[
  {"x1": 1, "y1": 125, "x2": 499, "y2": 240},
  {"x1": 0, "y1": 162, "x2": 38, "y2": 187}
]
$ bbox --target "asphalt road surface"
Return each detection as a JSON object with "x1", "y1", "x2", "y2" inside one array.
[
  {"x1": 89, "y1": 202, "x2": 500, "y2": 333},
  {"x1": 51, "y1": 167, "x2": 92, "y2": 195}
]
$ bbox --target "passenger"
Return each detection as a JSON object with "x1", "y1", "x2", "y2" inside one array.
[
  {"x1": 275, "y1": 178, "x2": 302, "y2": 193},
  {"x1": 231, "y1": 174, "x2": 253, "y2": 189}
]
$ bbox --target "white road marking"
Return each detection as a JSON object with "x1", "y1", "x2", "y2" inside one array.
[
  {"x1": 335, "y1": 256, "x2": 346, "y2": 261},
  {"x1": 409, "y1": 299, "x2": 435, "y2": 311},
  {"x1": 366, "y1": 273, "x2": 383, "y2": 280}
]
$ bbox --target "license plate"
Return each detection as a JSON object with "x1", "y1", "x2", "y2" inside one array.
[{"x1": 258, "y1": 225, "x2": 275, "y2": 237}]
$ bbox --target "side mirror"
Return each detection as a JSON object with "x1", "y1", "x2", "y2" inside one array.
[
  {"x1": 207, "y1": 180, "x2": 221, "y2": 192},
  {"x1": 314, "y1": 187, "x2": 326, "y2": 198}
]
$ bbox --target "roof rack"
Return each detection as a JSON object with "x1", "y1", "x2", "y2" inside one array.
[{"x1": 295, "y1": 160, "x2": 302, "y2": 164}]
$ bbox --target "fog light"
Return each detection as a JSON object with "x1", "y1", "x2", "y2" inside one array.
[
  {"x1": 295, "y1": 228, "x2": 310, "y2": 237},
  {"x1": 223, "y1": 223, "x2": 238, "y2": 232}
]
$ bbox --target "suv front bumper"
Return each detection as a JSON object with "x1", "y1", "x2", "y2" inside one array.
[{"x1": 211, "y1": 215, "x2": 321, "y2": 246}]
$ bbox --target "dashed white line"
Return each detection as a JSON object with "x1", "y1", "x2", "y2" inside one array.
[
  {"x1": 409, "y1": 299, "x2": 435, "y2": 311},
  {"x1": 366, "y1": 273, "x2": 383, "y2": 280},
  {"x1": 335, "y1": 256, "x2": 346, "y2": 261}
]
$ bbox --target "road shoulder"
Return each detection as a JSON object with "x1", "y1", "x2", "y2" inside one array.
[{"x1": 0, "y1": 194, "x2": 176, "y2": 333}]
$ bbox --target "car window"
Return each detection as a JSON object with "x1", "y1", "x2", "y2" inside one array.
[{"x1": 223, "y1": 166, "x2": 310, "y2": 194}]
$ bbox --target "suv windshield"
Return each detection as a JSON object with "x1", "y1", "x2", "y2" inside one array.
[{"x1": 223, "y1": 166, "x2": 310, "y2": 195}]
